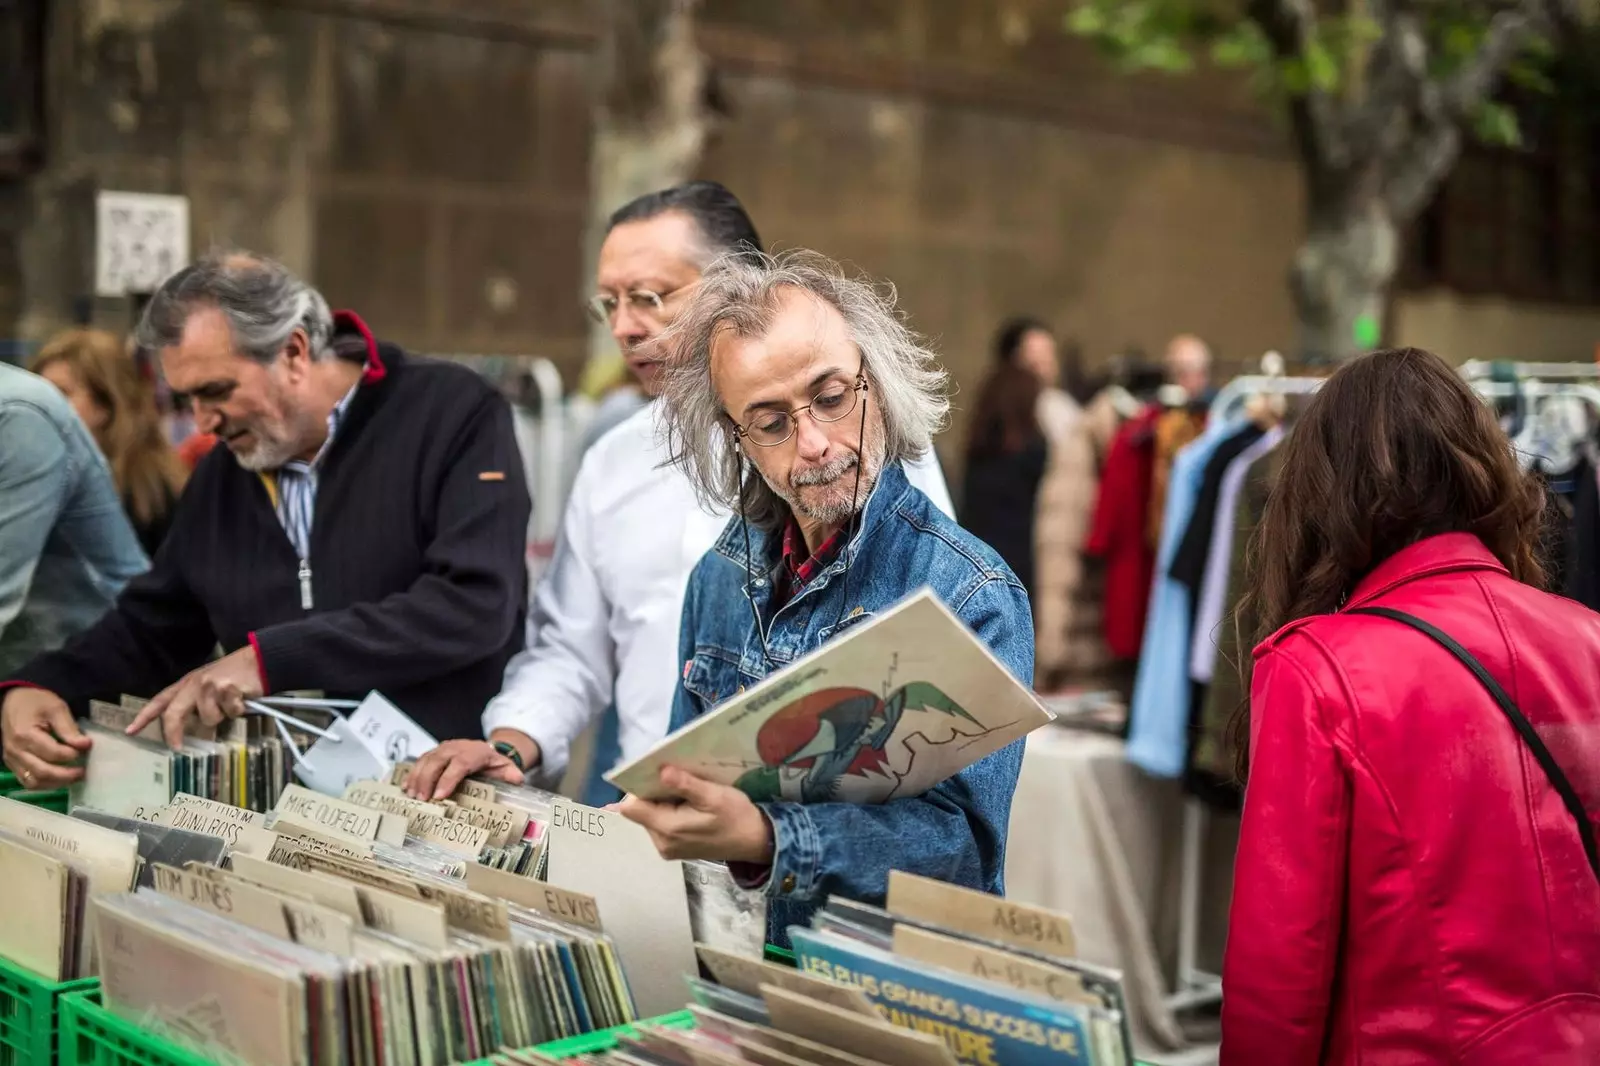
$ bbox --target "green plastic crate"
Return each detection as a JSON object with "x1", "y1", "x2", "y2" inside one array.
[
  {"x1": 59, "y1": 990, "x2": 214, "y2": 1066},
  {"x1": 0, "y1": 954, "x2": 99, "y2": 1066},
  {"x1": 531, "y1": 1011, "x2": 697, "y2": 1059},
  {"x1": 0, "y1": 772, "x2": 69, "y2": 814}
]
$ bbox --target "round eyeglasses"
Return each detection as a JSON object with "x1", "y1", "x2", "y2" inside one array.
[{"x1": 733, "y1": 375, "x2": 867, "y2": 447}]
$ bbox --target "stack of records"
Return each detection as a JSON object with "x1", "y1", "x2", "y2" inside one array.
[
  {"x1": 386, "y1": 764, "x2": 552, "y2": 877},
  {"x1": 0, "y1": 794, "x2": 142, "y2": 980},
  {"x1": 493, "y1": 870, "x2": 1133, "y2": 1066},
  {"x1": 73, "y1": 702, "x2": 292, "y2": 817},
  {"x1": 93, "y1": 825, "x2": 639, "y2": 1066}
]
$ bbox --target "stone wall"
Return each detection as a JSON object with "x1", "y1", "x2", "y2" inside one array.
[{"x1": 1, "y1": 0, "x2": 1325, "y2": 471}]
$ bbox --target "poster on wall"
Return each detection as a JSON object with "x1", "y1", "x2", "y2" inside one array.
[{"x1": 95, "y1": 191, "x2": 189, "y2": 297}]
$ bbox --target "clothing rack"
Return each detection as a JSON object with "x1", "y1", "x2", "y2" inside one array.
[
  {"x1": 1460, "y1": 360, "x2": 1600, "y2": 382},
  {"x1": 1164, "y1": 372, "x2": 1326, "y2": 1016}
]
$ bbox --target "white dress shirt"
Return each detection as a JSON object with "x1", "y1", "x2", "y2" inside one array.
[{"x1": 481, "y1": 401, "x2": 955, "y2": 783}]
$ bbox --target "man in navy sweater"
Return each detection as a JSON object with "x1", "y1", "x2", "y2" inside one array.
[{"x1": 0, "y1": 253, "x2": 530, "y2": 787}]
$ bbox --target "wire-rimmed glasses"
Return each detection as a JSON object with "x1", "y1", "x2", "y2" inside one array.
[
  {"x1": 587, "y1": 282, "x2": 694, "y2": 325},
  {"x1": 733, "y1": 374, "x2": 867, "y2": 447}
]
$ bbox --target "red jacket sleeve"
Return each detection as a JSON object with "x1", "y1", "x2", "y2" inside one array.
[{"x1": 1221, "y1": 641, "x2": 1351, "y2": 1066}]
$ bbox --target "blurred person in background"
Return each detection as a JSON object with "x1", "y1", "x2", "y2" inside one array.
[
  {"x1": 960, "y1": 318, "x2": 1058, "y2": 595},
  {"x1": 0, "y1": 362, "x2": 147, "y2": 723},
  {"x1": 1165, "y1": 332, "x2": 1212, "y2": 402},
  {"x1": 405, "y1": 181, "x2": 954, "y2": 803},
  {"x1": 31, "y1": 329, "x2": 189, "y2": 555},
  {"x1": 1222, "y1": 348, "x2": 1600, "y2": 1065},
  {"x1": 1, "y1": 253, "x2": 530, "y2": 785}
]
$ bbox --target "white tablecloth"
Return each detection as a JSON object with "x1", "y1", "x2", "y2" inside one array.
[{"x1": 1004, "y1": 727, "x2": 1238, "y2": 1056}]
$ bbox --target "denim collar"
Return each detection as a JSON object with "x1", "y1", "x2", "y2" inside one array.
[{"x1": 711, "y1": 458, "x2": 915, "y2": 574}]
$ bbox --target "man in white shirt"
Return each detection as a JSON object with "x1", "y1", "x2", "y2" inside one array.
[{"x1": 403, "y1": 181, "x2": 952, "y2": 801}]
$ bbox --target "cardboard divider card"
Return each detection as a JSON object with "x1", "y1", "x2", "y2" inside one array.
[
  {"x1": 226, "y1": 852, "x2": 365, "y2": 920},
  {"x1": 689, "y1": 1007, "x2": 893, "y2": 1066},
  {"x1": 273, "y1": 784, "x2": 405, "y2": 845},
  {"x1": 280, "y1": 895, "x2": 357, "y2": 954},
  {"x1": 342, "y1": 780, "x2": 448, "y2": 823},
  {"x1": 167, "y1": 792, "x2": 267, "y2": 828},
  {"x1": 544, "y1": 798, "x2": 697, "y2": 1018},
  {"x1": 694, "y1": 944, "x2": 879, "y2": 1018},
  {"x1": 450, "y1": 793, "x2": 528, "y2": 847},
  {"x1": 463, "y1": 862, "x2": 604, "y2": 931},
  {"x1": 408, "y1": 812, "x2": 491, "y2": 856},
  {"x1": 269, "y1": 823, "x2": 374, "y2": 862},
  {"x1": 886, "y1": 871, "x2": 1078, "y2": 960},
  {"x1": 149, "y1": 862, "x2": 294, "y2": 940},
  {"x1": 889, "y1": 925, "x2": 1095, "y2": 1008},
  {"x1": 296, "y1": 850, "x2": 513, "y2": 940},
  {"x1": 356, "y1": 885, "x2": 451, "y2": 949},
  {"x1": 761, "y1": 985, "x2": 959, "y2": 1066}
]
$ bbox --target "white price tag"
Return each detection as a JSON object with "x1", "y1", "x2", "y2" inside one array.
[{"x1": 95, "y1": 191, "x2": 189, "y2": 297}]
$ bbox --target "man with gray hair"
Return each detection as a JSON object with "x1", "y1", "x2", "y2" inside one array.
[
  {"x1": 0, "y1": 252, "x2": 530, "y2": 780},
  {"x1": 614, "y1": 249, "x2": 1031, "y2": 946}
]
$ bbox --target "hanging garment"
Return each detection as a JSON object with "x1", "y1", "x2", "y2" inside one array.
[
  {"x1": 1565, "y1": 453, "x2": 1600, "y2": 611},
  {"x1": 1147, "y1": 407, "x2": 1208, "y2": 550},
  {"x1": 1034, "y1": 389, "x2": 1120, "y2": 684},
  {"x1": 1085, "y1": 406, "x2": 1161, "y2": 660},
  {"x1": 1186, "y1": 445, "x2": 1283, "y2": 808},
  {"x1": 1188, "y1": 426, "x2": 1285, "y2": 684},
  {"x1": 1125, "y1": 419, "x2": 1244, "y2": 778},
  {"x1": 1168, "y1": 424, "x2": 1266, "y2": 606}
]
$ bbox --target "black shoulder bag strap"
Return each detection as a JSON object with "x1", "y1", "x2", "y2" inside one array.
[{"x1": 1348, "y1": 605, "x2": 1600, "y2": 884}]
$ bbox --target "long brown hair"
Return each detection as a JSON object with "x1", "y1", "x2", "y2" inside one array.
[
  {"x1": 966, "y1": 319, "x2": 1049, "y2": 459},
  {"x1": 1231, "y1": 347, "x2": 1546, "y2": 778},
  {"x1": 30, "y1": 329, "x2": 187, "y2": 526}
]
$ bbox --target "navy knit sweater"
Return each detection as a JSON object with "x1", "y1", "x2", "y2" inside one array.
[{"x1": 7, "y1": 312, "x2": 531, "y2": 742}]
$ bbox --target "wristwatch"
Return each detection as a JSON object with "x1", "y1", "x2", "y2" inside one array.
[{"x1": 492, "y1": 740, "x2": 526, "y2": 772}]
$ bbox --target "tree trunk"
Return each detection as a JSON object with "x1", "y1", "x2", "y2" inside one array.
[
  {"x1": 582, "y1": 0, "x2": 707, "y2": 373},
  {"x1": 1289, "y1": 195, "x2": 1399, "y2": 364}
]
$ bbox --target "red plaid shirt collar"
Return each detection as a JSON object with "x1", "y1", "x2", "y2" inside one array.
[{"x1": 772, "y1": 518, "x2": 845, "y2": 607}]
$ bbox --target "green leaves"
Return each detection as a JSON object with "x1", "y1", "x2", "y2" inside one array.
[{"x1": 1473, "y1": 101, "x2": 1522, "y2": 147}]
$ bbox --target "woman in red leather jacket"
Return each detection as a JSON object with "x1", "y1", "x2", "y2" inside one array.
[{"x1": 1221, "y1": 348, "x2": 1600, "y2": 1065}]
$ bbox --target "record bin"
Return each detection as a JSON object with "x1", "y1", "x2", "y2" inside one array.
[
  {"x1": 0, "y1": 953, "x2": 99, "y2": 1066},
  {"x1": 0, "y1": 772, "x2": 68, "y2": 814},
  {"x1": 58, "y1": 990, "x2": 212, "y2": 1066}
]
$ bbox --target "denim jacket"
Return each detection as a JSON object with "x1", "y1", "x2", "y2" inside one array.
[
  {"x1": 0, "y1": 364, "x2": 147, "y2": 677},
  {"x1": 671, "y1": 460, "x2": 1033, "y2": 946}
]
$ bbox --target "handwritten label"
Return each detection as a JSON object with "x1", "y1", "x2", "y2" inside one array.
[
  {"x1": 551, "y1": 803, "x2": 607, "y2": 839},
  {"x1": 449, "y1": 794, "x2": 524, "y2": 848},
  {"x1": 150, "y1": 862, "x2": 293, "y2": 939},
  {"x1": 167, "y1": 794, "x2": 265, "y2": 828},
  {"x1": 887, "y1": 870, "x2": 1078, "y2": 960},
  {"x1": 269, "y1": 824, "x2": 372, "y2": 863},
  {"x1": 343, "y1": 781, "x2": 446, "y2": 823},
  {"x1": 463, "y1": 863, "x2": 604, "y2": 931},
  {"x1": 409, "y1": 814, "x2": 490, "y2": 857},
  {"x1": 282, "y1": 898, "x2": 355, "y2": 954},
  {"x1": 274, "y1": 785, "x2": 383, "y2": 841}
]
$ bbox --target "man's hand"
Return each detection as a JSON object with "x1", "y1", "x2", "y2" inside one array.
[
  {"x1": 1, "y1": 687, "x2": 92, "y2": 789},
  {"x1": 616, "y1": 766, "x2": 774, "y2": 864},
  {"x1": 127, "y1": 645, "x2": 265, "y2": 750},
  {"x1": 403, "y1": 733, "x2": 532, "y2": 801}
]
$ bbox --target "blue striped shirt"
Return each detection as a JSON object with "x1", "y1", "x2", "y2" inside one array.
[{"x1": 275, "y1": 382, "x2": 359, "y2": 561}]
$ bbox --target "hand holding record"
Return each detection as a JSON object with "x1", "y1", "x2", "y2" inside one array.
[{"x1": 127, "y1": 645, "x2": 263, "y2": 749}]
